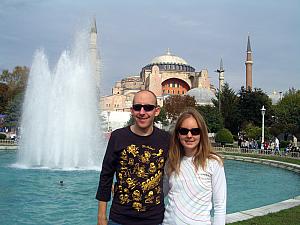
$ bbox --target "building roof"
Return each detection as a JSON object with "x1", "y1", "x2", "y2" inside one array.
[
  {"x1": 186, "y1": 88, "x2": 216, "y2": 105},
  {"x1": 247, "y1": 35, "x2": 252, "y2": 52},
  {"x1": 269, "y1": 91, "x2": 281, "y2": 105},
  {"x1": 150, "y1": 49, "x2": 188, "y2": 65}
]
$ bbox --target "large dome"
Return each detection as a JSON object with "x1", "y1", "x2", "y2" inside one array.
[
  {"x1": 269, "y1": 91, "x2": 281, "y2": 105},
  {"x1": 151, "y1": 49, "x2": 188, "y2": 65},
  {"x1": 186, "y1": 88, "x2": 216, "y2": 105}
]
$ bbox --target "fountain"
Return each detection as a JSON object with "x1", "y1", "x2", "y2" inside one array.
[{"x1": 16, "y1": 29, "x2": 102, "y2": 170}]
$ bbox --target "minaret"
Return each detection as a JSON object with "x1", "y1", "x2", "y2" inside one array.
[
  {"x1": 245, "y1": 35, "x2": 253, "y2": 90},
  {"x1": 89, "y1": 17, "x2": 100, "y2": 89},
  {"x1": 215, "y1": 58, "x2": 225, "y2": 112},
  {"x1": 216, "y1": 58, "x2": 225, "y2": 92}
]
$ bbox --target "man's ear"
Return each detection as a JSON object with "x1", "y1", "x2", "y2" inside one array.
[{"x1": 154, "y1": 106, "x2": 161, "y2": 117}]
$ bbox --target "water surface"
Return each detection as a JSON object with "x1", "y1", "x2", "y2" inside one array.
[{"x1": 0, "y1": 151, "x2": 299, "y2": 225}]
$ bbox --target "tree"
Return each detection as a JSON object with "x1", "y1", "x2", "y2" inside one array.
[
  {"x1": 213, "y1": 83, "x2": 240, "y2": 134},
  {"x1": 0, "y1": 66, "x2": 29, "y2": 129},
  {"x1": 272, "y1": 89, "x2": 300, "y2": 138},
  {"x1": 3, "y1": 92, "x2": 24, "y2": 128},
  {"x1": 154, "y1": 106, "x2": 169, "y2": 126},
  {"x1": 237, "y1": 87, "x2": 273, "y2": 129},
  {"x1": 215, "y1": 128, "x2": 234, "y2": 144},
  {"x1": 0, "y1": 83, "x2": 8, "y2": 114},
  {"x1": 164, "y1": 95, "x2": 196, "y2": 122},
  {"x1": 196, "y1": 105, "x2": 223, "y2": 133},
  {"x1": 0, "y1": 66, "x2": 29, "y2": 100},
  {"x1": 243, "y1": 123, "x2": 261, "y2": 140}
]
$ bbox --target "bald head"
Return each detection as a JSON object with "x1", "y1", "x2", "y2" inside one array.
[{"x1": 133, "y1": 90, "x2": 157, "y2": 106}]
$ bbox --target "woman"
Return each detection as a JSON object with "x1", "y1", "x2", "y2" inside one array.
[{"x1": 163, "y1": 108, "x2": 226, "y2": 225}]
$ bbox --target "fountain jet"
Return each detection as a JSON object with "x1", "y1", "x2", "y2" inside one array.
[{"x1": 17, "y1": 29, "x2": 102, "y2": 170}]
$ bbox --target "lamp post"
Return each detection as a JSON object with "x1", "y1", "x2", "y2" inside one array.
[
  {"x1": 107, "y1": 111, "x2": 111, "y2": 132},
  {"x1": 261, "y1": 105, "x2": 266, "y2": 144},
  {"x1": 279, "y1": 91, "x2": 283, "y2": 101}
]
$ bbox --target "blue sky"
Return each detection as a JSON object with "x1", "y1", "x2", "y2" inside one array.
[{"x1": 0, "y1": 0, "x2": 299, "y2": 95}]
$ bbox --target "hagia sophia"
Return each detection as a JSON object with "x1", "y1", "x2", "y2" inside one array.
[
  {"x1": 88, "y1": 19, "x2": 280, "y2": 114},
  {"x1": 99, "y1": 48, "x2": 218, "y2": 112}
]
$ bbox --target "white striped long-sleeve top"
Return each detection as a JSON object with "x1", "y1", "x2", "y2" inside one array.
[{"x1": 163, "y1": 156, "x2": 227, "y2": 225}]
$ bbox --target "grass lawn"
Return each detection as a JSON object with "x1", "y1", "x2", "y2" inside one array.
[
  {"x1": 220, "y1": 152, "x2": 300, "y2": 165},
  {"x1": 228, "y1": 205, "x2": 300, "y2": 225}
]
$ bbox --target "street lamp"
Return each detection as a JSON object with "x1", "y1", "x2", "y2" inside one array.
[
  {"x1": 107, "y1": 111, "x2": 111, "y2": 132},
  {"x1": 261, "y1": 105, "x2": 266, "y2": 144},
  {"x1": 279, "y1": 91, "x2": 282, "y2": 100}
]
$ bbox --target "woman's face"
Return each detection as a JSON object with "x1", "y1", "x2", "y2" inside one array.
[{"x1": 178, "y1": 116, "x2": 201, "y2": 157}]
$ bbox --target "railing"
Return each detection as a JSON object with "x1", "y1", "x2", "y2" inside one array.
[
  {"x1": 215, "y1": 146, "x2": 300, "y2": 159},
  {"x1": 0, "y1": 139, "x2": 18, "y2": 146}
]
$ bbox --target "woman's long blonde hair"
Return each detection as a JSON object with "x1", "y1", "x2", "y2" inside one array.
[{"x1": 167, "y1": 107, "x2": 222, "y2": 176}]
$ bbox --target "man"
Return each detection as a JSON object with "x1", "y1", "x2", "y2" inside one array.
[
  {"x1": 96, "y1": 90, "x2": 170, "y2": 225},
  {"x1": 275, "y1": 137, "x2": 280, "y2": 155}
]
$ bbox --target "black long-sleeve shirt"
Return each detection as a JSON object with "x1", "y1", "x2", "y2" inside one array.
[{"x1": 96, "y1": 126, "x2": 170, "y2": 225}]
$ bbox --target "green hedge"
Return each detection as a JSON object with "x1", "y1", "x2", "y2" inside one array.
[
  {"x1": 215, "y1": 128, "x2": 234, "y2": 144},
  {"x1": 0, "y1": 133, "x2": 7, "y2": 140},
  {"x1": 280, "y1": 140, "x2": 289, "y2": 148}
]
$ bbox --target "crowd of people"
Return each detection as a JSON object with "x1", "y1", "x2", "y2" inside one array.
[
  {"x1": 238, "y1": 138, "x2": 259, "y2": 149},
  {"x1": 284, "y1": 142, "x2": 300, "y2": 157},
  {"x1": 238, "y1": 135, "x2": 299, "y2": 157}
]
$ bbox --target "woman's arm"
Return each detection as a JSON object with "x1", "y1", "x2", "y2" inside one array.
[
  {"x1": 163, "y1": 167, "x2": 170, "y2": 197},
  {"x1": 212, "y1": 161, "x2": 227, "y2": 225}
]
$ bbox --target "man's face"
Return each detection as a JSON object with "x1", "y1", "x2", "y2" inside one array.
[{"x1": 131, "y1": 91, "x2": 160, "y2": 130}]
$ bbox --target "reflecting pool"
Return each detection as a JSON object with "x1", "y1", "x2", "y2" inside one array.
[{"x1": 0, "y1": 151, "x2": 299, "y2": 225}]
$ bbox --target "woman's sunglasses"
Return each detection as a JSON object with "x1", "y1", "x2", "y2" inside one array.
[
  {"x1": 178, "y1": 127, "x2": 201, "y2": 136},
  {"x1": 132, "y1": 104, "x2": 156, "y2": 112}
]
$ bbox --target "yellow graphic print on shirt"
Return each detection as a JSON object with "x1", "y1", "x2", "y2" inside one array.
[{"x1": 117, "y1": 144, "x2": 165, "y2": 211}]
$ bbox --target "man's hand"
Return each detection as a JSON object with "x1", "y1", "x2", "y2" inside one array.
[
  {"x1": 97, "y1": 201, "x2": 108, "y2": 225},
  {"x1": 97, "y1": 217, "x2": 108, "y2": 225}
]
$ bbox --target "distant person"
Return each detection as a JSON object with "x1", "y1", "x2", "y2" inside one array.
[
  {"x1": 270, "y1": 141, "x2": 275, "y2": 154},
  {"x1": 293, "y1": 135, "x2": 297, "y2": 147},
  {"x1": 96, "y1": 90, "x2": 170, "y2": 225},
  {"x1": 163, "y1": 108, "x2": 226, "y2": 225},
  {"x1": 275, "y1": 137, "x2": 280, "y2": 155}
]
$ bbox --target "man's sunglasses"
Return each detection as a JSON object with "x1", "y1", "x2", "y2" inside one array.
[
  {"x1": 178, "y1": 127, "x2": 201, "y2": 136},
  {"x1": 132, "y1": 104, "x2": 156, "y2": 112}
]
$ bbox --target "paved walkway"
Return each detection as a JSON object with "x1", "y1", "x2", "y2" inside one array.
[
  {"x1": 0, "y1": 145, "x2": 17, "y2": 150},
  {"x1": 226, "y1": 195, "x2": 300, "y2": 223}
]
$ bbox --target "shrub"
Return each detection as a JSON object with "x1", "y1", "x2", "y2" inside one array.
[
  {"x1": 233, "y1": 134, "x2": 238, "y2": 141},
  {"x1": 280, "y1": 140, "x2": 289, "y2": 149},
  {"x1": 0, "y1": 133, "x2": 7, "y2": 140},
  {"x1": 215, "y1": 128, "x2": 234, "y2": 145}
]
